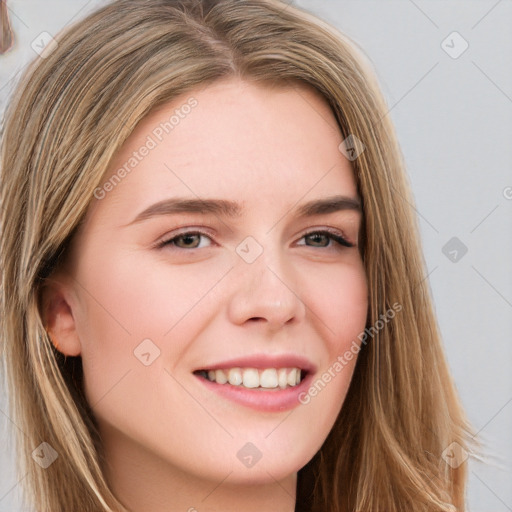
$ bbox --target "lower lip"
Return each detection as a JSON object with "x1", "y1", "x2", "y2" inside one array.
[{"x1": 194, "y1": 372, "x2": 314, "y2": 412}]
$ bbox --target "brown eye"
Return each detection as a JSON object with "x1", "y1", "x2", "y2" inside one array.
[
  {"x1": 300, "y1": 230, "x2": 354, "y2": 249},
  {"x1": 174, "y1": 234, "x2": 202, "y2": 248},
  {"x1": 305, "y1": 233, "x2": 330, "y2": 247},
  {"x1": 159, "y1": 231, "x2": 213, "y2": 250}
]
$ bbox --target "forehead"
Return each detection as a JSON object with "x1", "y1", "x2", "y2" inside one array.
[{"x1": 87, "y1": 77, "x2": 358, "y2": 226}]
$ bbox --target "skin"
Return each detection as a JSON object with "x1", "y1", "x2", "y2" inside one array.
[{"x1": 43, "y1": 77, "x2": 368, "y2": 512}]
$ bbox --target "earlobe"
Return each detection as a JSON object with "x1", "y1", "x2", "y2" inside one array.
[
  {"x1": 46, "y1": 329, "x2": 62, "y2": 353},
  {"x1": 41, "y1": 278, "x2": 82, "y2": 357}
]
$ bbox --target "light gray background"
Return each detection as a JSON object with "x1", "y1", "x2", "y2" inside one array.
[{"x1": 1, "y1": 1, "x2": 511, "y2": 510}]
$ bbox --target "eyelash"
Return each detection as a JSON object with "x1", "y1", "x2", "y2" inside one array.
[{"x1": 157, "y1": 228, "x2": 354, "y2": 251}]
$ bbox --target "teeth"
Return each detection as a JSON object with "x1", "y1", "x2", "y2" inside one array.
[
  {"x1": 278, "y1": 368, "x2": 288, "y2": 389},
  {"x1": 260, "y1": 368, "x2": 278, "y2": 388},
  {"x1": 200, "y1": 367, "x2": 303, "y2": 389},
  {"x1": 242, "y1": 368, "x2": 259, "y2": 388},
  {"x1": 287, "y1": 368, "x2": 297, "y2": 387},
  {"x1": 228, "y1": 368, "x2": 243, "y2": 386},
  {"x1": 215, "y1": 369, "x2": 228, "y2": 384}
]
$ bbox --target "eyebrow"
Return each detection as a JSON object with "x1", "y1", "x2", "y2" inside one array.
[{"x1": 125, "y1": 194, "x2": 361, "y2": 226}]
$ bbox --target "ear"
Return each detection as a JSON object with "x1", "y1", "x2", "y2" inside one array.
[{"x1": 40, "y1": 275, "x2": 82, "y2": 357}]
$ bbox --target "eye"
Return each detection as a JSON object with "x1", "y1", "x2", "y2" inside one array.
[
  {"x1": 298, "y1": 229, "x2": 354, "y2": 249},
  {"x1": 157, "y1": 228, "x2": 354, "y2": 251},
  {"x1": 158, "y1": 230, "x2": 213, "y2": 250}
]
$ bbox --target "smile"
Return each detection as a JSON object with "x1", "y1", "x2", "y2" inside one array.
[{"x1": 195, "y1": 367, "x2": 304, "y2": 389}]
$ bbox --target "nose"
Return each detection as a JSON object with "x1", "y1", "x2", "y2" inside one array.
[{"x1": 227, "y1": 248, "x2": 306, "y2": 333}]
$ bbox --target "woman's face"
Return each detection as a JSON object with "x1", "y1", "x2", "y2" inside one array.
[{"x1": 48, "y1": 78, "x2": 367, "y2": 496}]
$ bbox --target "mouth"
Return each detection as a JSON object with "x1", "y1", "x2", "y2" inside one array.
[
  {"x1": 191, "y1": 355, "x2": 315, "y2": 412},
  {"x1": 194, "y1": 366, "x2": 307, "y2": 390}
]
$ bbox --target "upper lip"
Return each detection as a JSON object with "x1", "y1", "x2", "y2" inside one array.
[{"x1": 194, "y1": 354, "x2": 317, "y2": 374}]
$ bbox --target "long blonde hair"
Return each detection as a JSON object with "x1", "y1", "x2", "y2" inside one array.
[{"x1": 0, "y1": 1, "x2": 477, "y2": 510}]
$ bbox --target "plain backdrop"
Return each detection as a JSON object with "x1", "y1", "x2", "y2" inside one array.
[{"x1": 1, "y1": 1, "x2": 511, "y2": 510}]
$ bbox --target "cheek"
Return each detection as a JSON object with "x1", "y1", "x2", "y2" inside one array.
[
  {"x1": 299, "y1": 259, "x2": 367, "y2": 415},
  {"x1": 75, "y1": 246, "x2": 219, "y2": 336},
  {"x1": 74, "y1": 250, "x2": 231, "y2": 386},
  {"x1": 308, "y1": 258, "x2": 368, "y2": 352},
  {"x1": 73, "y1": 253, "x2": 218, "y2": 446}
]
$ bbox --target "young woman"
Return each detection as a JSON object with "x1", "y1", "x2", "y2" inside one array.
[{"x1": 0, "y1": 0, "x2": 477, "y2": 511}]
